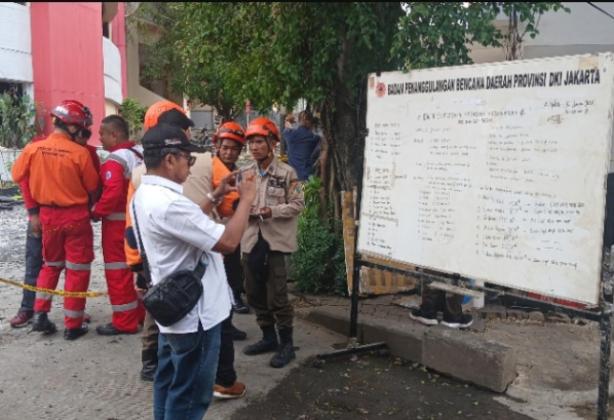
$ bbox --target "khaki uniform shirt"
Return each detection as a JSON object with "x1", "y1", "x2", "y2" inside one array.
[
  {"x1": 241, "y1": 158, "x2": 304, "y2": 254},
  {"x1": 182, "y1": 152, "x2": 213, "y2": 205}
]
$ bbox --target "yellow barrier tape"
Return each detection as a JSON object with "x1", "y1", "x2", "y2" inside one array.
[{"x1": 0, "y1": 277, "x2": 107, "y2": 298}]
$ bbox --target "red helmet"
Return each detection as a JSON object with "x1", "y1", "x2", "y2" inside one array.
[
  {"x1": 50, "y1": 100, "x2": 93, "y2": 129},
  {"x1": 144, "y1": 100, "x2": 185, "y2": 130},
  {"x1": 245, "y1": 117, "x2": 280, "y2": 142},
  {"x1": 215, "y1": 121, "x2": 245, "y2": 145}
]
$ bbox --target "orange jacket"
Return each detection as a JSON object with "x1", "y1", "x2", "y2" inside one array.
[
  {"x1": 211, "y1": 156, "x2": 240, "y2": 218},
  {"x1": 12, "y1": 132, "x2": 99, "y2": 207}
]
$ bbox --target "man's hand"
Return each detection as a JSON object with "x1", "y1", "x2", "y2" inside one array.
[
  {"x1": 238, "y1": 170, "x2": 257, "y2": 203},
  {"x1": 259, "y1": 207, "x2": 272, "y2": 219},
  {"x1": 212, "y1": 170, "x2": 240, "y2": 200},
  {"x1": 29, "y1": 214, "x2": 41, "y2": 237}
]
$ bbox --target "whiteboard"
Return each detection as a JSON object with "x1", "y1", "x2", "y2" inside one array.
[{"x1": 358, "y1": 53, "x2": 614, "y2": 305}]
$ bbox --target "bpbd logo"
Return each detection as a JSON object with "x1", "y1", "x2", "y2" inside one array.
[{"x1": 376, "y1": 82, "x2": 386, "y2": 97}]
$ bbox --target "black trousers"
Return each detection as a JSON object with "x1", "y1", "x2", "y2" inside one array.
[{"x1": 215, "y1": 314, "x2": 236, "y2": 387}]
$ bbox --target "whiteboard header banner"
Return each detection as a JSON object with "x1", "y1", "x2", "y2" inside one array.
[{"x1": 358, "y1": 53, "x2": 614, "y2": 305}]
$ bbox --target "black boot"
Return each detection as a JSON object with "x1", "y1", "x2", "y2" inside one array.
[
  {"x1": 31, "y1": 312, "x2": 57, "y2": 335},
  {"x1": 140, "y1": 349, "x2": 158, "y2": 382},
  {"x1": 243, "y1": 325, "x2": 278, "y2": 355},
  {"x1": 231, "y1": 323, "x2": 247, "y2": 341},
  {"x1": 64, "y1": 323, "x2": 88, "y2": 341},
  {"x1": 270, "y1": 327, "x2": 296, "y2": 368}
]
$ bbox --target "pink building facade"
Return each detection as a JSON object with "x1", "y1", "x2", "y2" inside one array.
[{"x1": 0, "y1": 2, "x2": 127, "y2": 146}]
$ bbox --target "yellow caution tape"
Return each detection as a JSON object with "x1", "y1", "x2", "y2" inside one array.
[{"x1": 0, "y1": 277, "x2": 107, "y2": 298}]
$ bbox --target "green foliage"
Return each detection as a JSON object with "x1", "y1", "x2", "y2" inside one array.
[
  {"x1": 119, "y1": 98, "x2": 147, "y2": 138},
  {"x1": 392, "y1": 3, "x2": 570, "y2": 69},
  {"x1": 291, "y1": 176, "x2": 347, "y2": 294},
  {"x1": 0, "y1": 92, "x2": 36, "y2": 149}
]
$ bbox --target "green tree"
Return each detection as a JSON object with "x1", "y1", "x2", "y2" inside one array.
[{"x1": 0, "y1": 92, "x2": 37, "y2": 149}]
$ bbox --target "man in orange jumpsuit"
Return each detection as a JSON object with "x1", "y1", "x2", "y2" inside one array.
[
  {"x1": 92, "y1": 115, "x2": 144, "y2": 335},
  {"x1": 12, "y1": 99, "x2": 100, "y2": 340}
]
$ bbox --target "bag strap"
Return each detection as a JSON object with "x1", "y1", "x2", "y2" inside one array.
[{"x1": 131, "y1": 199, "x2": 152, "y2": 282}]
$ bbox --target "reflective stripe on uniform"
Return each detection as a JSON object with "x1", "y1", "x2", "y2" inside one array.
[
  {"x1": 64, "y1": 309, "x2": 84, "y2": 318},
  {"x1": 111, "y1": 300, "x2": 139, "y2": 312},
  {"x1": 46, "y1": 260, "x2": 65, "y2": 267},
  {"x1": 104, "y1": 261, "x2": 129, "y2": 270},
  {"x1": 106, "y1": 212, "x2": 126, "y2": 221},
  {"x1": 65, "y1": 261, "x2": 91, "y2": 271},
  {"x1": 106, "y1": 154, "x2": 130, "y2": 179},
  {"x1": 36, "y1": 292, "x2": 52, "y2": 301}
]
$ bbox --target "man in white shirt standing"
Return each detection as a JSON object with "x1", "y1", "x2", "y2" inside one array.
[{"x1": 130, "y1": 123, "x2": 256, "y2": 420}]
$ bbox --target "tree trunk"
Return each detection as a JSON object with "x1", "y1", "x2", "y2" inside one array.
[{"x1": 321, "y1": 79, "x2": 367, "y2": 221}]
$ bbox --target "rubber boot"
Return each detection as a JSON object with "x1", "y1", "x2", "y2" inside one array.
[
  {"x1": 270, "y1": 327, "x2": 296, "y2": 368},
  {"x1": 243, "y1": 325, "x2": 278, "y2": 355},
  {"x1": 140, "y1": 349, "x2": 158, "y2": 382},
  {"x1": 31, "y1": 312, "x2": 57, "y2": 335}
]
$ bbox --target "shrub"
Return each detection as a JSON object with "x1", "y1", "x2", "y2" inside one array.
[
  {"x1": 119, "y1": 98, "x2": 147, "y2": 138},
  {"x1": 0, "y1": 92, "x2": 36, "y2": 149},
  {"x1": 291, "y1": 176, "x2": 347, "y2": 295}
]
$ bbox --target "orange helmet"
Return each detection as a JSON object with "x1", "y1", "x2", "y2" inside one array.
[
  {"x1": 143, "y1": 100, "x2": 185, "y2": 130},
  {"x1": 245, "y1": 117, "x2": 280, "y2": 143},
  {"x1": 215, "y1": 121, "x2": 245, "y2": 145}
]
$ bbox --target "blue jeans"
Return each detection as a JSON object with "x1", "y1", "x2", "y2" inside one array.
[
  {"x1": 20, "y1": 221, "x2": 43, "y2": 313},
  {"x1": 154, "y1": 322, "x2": 222, "y2": 420}
]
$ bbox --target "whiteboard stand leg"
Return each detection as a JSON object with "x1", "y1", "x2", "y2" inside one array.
[
  {"x1": 315, "y1": 258, "x2": 387, "y2": 362},
  {"x1": 597, "y1": 310, "x2": 612, "y2": 420}
]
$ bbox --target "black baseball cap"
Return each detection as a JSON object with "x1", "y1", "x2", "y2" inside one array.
[
  {"x1": 158, "y1": 108, "x2": 195, "y2": 130},
  {"x1": 142, "y1": 123, "x2": 205, "y2": 153}
]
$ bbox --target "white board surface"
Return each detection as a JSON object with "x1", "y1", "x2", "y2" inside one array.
[{"x1": 358, "y1": 53, "x2": 614, "y2": 305}]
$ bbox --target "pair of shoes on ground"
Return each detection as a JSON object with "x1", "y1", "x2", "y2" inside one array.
[
  {"x1": 11, "y1": 310, "x2": 91, "y2": 328},
  {"x1": 213, "y1": 381, "x2": 246, "y2": 399},
  {"x1": 31, "y1": 312, "x2": 95, "y2": 340},
  {"x1": 243, "y1": 327, "x2": 296, "y2": 368},
  {"x1": 409, "y1": 309, "x2": 473, "y2": 329},
  {"x1": 95, "y1": 322, "x2": 139, "y2": 336}
]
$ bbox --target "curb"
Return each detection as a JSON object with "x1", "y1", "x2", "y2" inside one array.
[{"x1": 298, "y1": 306, "x2": 517, "y2": 393}]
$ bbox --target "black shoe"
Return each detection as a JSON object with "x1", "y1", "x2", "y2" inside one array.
[
  {"x1": 441, "y1": 313, "x2": 473, "y2": 329},
  {"x1": 96, "y1": 322, "x2": 138, "y2": 336},
  {"x1": 270, "y1": 327, "x2": 295, "y2": 368},
  {"x1": 231, "y1": 325, "x2": 247, "y2": 341},
  {"x1": 64, "y1": 324, "x2": 89, "y2": 340},
  {"x1": 243, "y1": 326, "x2": 278, "y2": 355},
  {"x1": 233, "y1": 296, "x2": 250, "y2": 314},
  {"x1": 409, "y1": 309, "x2": 439, "y2": 326},
  {"x1": 31, "y1": 312, "x2": 57, "y2": 335}
]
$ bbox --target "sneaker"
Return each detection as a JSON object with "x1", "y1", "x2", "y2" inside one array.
[
  {"x1": 409, "y1": 309, "x2": 438, "y2": 326},
  {"x1": 441, "y1": 313, "x2": 473, "y2": 329},
  {"x1": 10, "y1": 310, "x2": 33, "y2": 328},
  {"x1": 213, "y1": 381, "x2": 247, "y2": 399}
]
